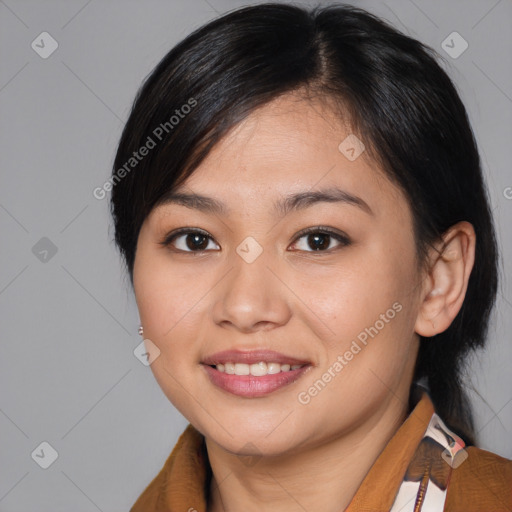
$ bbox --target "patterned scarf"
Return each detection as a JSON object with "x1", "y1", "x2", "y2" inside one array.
[{"x1": 390, "y1": 412, "x2": 467, "y2": 512}]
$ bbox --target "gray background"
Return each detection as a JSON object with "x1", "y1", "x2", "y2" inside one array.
[{"x1": 0, "y1": 0, "x2": 511, "y2": 510}]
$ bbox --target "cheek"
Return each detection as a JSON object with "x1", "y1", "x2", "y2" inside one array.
[
  {"x1": 302, "y1": 246, "x2": 414, "y2": 334},
  {"x1": 134, "y1": 248, "x2": 211, "y2": 339},
  {"x1": 309, "y1": 238, "x2": 419, "y2": 372},
  {"x1": 134, "y1": 254, "x2": 209, "y2": 416}
]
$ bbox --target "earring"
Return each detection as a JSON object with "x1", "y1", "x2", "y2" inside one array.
[{"x1": 138, "y1": 325, "x2": 144, "y2": 336}]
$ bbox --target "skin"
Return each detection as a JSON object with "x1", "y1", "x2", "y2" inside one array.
[{"x1": 132, "y1": 92, "x2": 475, "y2": 512}]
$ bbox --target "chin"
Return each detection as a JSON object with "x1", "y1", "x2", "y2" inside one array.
[
  {"x1": 218, "y1": 433, "x2": 300, "y2": 459},
  {"x1": 201, "y1": 416, "x2": 307, "y2": 456}
]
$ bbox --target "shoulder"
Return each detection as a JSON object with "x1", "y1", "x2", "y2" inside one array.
[
  {"x1": 130, "y1": 424, "x2": 206, "y2": 512},
  {"x1": 445, "y1": 445, "x2": 512, "y2": 511}
]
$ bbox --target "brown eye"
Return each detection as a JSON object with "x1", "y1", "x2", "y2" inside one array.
[
  {"x1": 306, "y1": 233, "x2": 331, "y2": 251},
  {"x1": 290, "y1": 227, "x2": 351, "y2": 252},
  {"x1": 160, "y1": 229, "x2": 220, "y2": 252}
]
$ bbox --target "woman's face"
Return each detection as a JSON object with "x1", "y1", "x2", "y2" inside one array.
[{"x1": 133, "y1": 93, "x2": 425, "y2": 457}]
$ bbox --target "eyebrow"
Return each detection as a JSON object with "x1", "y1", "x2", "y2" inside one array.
[{"x1": 156, "y1": 186, "x2": 373, "y2": 217}]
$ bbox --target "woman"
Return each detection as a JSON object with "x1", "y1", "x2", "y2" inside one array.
[{"x1": 110, "y1": 3, "x2": 511, "y2": 511}]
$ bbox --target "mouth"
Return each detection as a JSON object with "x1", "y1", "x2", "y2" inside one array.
[{"x1": 201, "y1": 349, "x2": 312, "y2": 398}]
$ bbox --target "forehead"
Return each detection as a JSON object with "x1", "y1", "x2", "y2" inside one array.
[
  {"x1": 152, "y1": 93, "x2": 406, "y2": 221},
  {"x1": 199, "y1": 93, "x2": 358, "y2": 172}
]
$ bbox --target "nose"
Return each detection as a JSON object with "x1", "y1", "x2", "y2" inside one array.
[{"x1": 211, "y1": 244, "x2": 292, "y2": 334}]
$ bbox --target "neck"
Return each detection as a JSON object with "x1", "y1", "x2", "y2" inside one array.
[{"x1": 206, "y1": 394, "x2": 410, "y2": 512}]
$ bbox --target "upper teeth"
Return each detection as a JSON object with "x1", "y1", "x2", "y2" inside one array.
[{"x1": 215, "y1": 362, "x2": 305, "y2": 376}]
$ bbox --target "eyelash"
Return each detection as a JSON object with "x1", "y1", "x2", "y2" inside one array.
[{"x1": 158, "y1": 226, "x2": 351, "y2": 254}]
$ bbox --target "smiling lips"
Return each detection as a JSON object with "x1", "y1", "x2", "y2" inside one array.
[{"x1": 201, "y1": 349, "x2": 312, "y2": 397}]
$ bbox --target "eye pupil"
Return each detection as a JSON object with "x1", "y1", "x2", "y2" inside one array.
[
  {"x1": 187, "y1": 233, "x2": 209, "y2": 251},
  {"x1": 308, "y1": 233, "x2": 330, "y2": 251}
]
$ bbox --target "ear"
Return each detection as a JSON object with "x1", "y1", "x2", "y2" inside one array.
[{"x1": 415, "y1": 221, "x2": 476, "y2": 337}]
